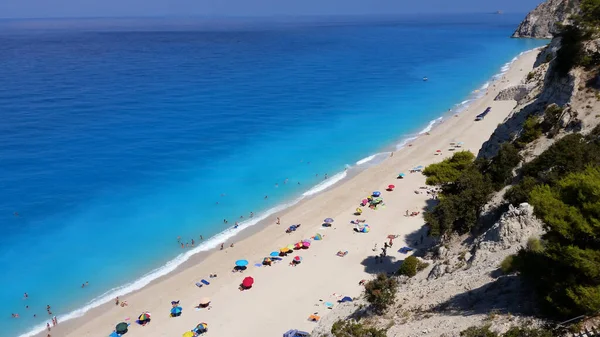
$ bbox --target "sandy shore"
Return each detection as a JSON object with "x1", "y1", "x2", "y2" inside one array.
[{"x1": 36, "y1": 49, "x2": 540, "y2": 337}]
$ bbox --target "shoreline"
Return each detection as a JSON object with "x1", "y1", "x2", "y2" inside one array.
[{"x1": 27, "y1": 47, "x2": 542, "y2": 337}]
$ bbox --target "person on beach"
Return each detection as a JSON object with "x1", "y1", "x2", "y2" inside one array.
[
  {"x1": 181, "y1": 243, "x2": 184, "y2": 249},
  {"x1": 276, "y1": 217, "x2": 280, "y2": 225},
  {"x1": 250, "y1": 212, "x2": 254, "y2": 218},
  {"x1": 46, "y1": 323, "x2": 51, "y2": 331},
  {"x1": 234, "y1": 223, "x2": 239, "y2": 229},
  {"x1": 115, "y1": 297, "x2": 119, "y2": 306},
  {"x1": 177, "y1": 236, "x2": 181, "y2": 243},
  {"x1": 230, "y1": 243, "x2": 234, "y2": 248},
  {"x1": 220, "y1": 243, "x2": 224, "y2": 250},
  {"x1": 191, "y1": 239, "x2": 195, "y2": 246},
  {"x1": 324, "y1": 173, "x2": 328, "y2": 179},
  {"x1": 52, "y1": 316, "x2": 57, "y2": 326},
  {"x1": 200, "y1": 235, "x2": 203, "y2": 240}
]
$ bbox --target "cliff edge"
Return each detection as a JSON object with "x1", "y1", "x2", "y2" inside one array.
[{"x1": 512, "y1": 0, "x2": 580, "y2": 38}]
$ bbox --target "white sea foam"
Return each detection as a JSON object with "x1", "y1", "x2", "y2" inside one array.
[
  {"x1": 395, "y1": 136, "x2": 418, "y2": 151},
  {"x1": 302, "y1": 170, "x2": 347, "y2": 197},
  {"x1": 356, "y1": 154, "x2": 376, "y2": 165},
  {"x1": 419, "y1": 116, "x2": 444, "y2": 134}
]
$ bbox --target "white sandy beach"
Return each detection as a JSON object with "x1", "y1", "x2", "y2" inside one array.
[{"x1": 35, "y1": 49, "x2": 540, "y2": 337}]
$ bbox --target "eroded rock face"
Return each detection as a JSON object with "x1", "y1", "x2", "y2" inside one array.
[
  {"x1": 477, "y1": 203, "x2": 544, "y2": 252},
  {"x1": 512, "y1": 0, "x2": 580, "y2": 38}
]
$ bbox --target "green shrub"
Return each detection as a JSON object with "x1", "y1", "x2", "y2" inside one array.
[
  {"x1": 398, "y1": 256, "x2": 418, "y2": 277},
  {"x1": 526, "y1": 72, "x2": 535, "y2": 81},
  {"x1": 331, "y1": 320, "x2": 387, "y2": 337},
  {"x1": 516, "y1": 116, "x2": 542, "y2": 148},
  {"x1": 502, "y1": 326, "x2": 554, "y2": 337},
  {"x1": 417, "y1": 260, "x2": 430, "y2": 271},
  {"x1": 505, "y1": 176, "x2": 539, "y2": 206},
  {"x1": 423, "y1": 151, "x2": 475, "y2": 186},
  {"x1": 540, "y1": 104, "x2": 564, "y2": 135},
  {"x1": 500, "y1": 255, "x2": 517, "y2": 274},
  {"x1": 460, "y1": 325, "x2": 498, "y2": 337},
  {"x1": 526, "y1": 238, "x2": 544, "y2": 253},
  {"x1": 518, "y1": 166, "x2": 600, "y2": 317},
  {"x1": 484, "y1": 143, "x2": 521, "y2": 189},
  {"x1": 425, "y1": 166, "x2": 493, "y2": 236},
  {"x1": 364, "y1": 273, "x2": 398, "y2": 313}
]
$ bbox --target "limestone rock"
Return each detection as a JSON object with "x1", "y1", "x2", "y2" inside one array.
[
  {"x1": 512, "y1": 0, "x2": 580, "y2": 38},
  {"x1": 427, "y1": 263, "x2": 445, "y2": 280}
]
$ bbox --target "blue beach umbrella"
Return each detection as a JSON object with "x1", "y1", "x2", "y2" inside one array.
[
  {"x1": 372, "y1": 191, "x2": 381, "y2": 197},
  {"x1": 398, "y1": 173, "x2": 405, "y2": 178},
  {"x1": 235, "y1": 259, "x2": 249, "y2": 267},
  {"x1": 170, "y1": 306, "x2": 182, "y2": 315},
  {"x1": 323, "y1": 218, "x2": 334, "y2": 223},
  {"x1": 269, "y1": 251, "x2": 280, "y2": 257}
]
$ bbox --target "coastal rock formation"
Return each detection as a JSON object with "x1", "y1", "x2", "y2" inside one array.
[
  {"x1": 312, "y1": 203, "x2": 546, "y2": 337},
  {"x1": 512, "y1": 0, "x2": 580, "y2": 38},
  {"x1": 494, "y1": 84, "x2": 537, "y2": 102}
]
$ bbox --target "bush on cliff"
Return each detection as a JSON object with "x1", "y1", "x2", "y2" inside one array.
[
  {"x1": 398, "y1": 256, "x2": 418, "y2": 277},
  {"x1": 331, "y1": 320, "x2": 387, "y2": 337},
  {"x1": 481, "y1": 143, "x2": 521, "y2": 189},
  {"x1": 424, "y1": 165, "x2": 493, "y2": 236},
  {"x1": 517, "y1": 166, "x2": 600, "y2": 317},
  {"x1": 364, "y1": 273, "x2": 398, "y2": 314},
  {"x1": 423, "y1": 151, "x2": 475, "y2": 186}
]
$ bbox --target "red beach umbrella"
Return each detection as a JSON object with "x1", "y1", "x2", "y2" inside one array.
[
  {"x1": 436, "y1": 150, "x2": 442, "y2": 153},
  {"x1": 242, "y1": 277, "x2": 254, "y2": 288},
  {"x1": 293, "y1": 256, "x2": 302, "y2": 262},
  {"x1": 388, "y1": 184, "x2": 395, "y2": 189}
]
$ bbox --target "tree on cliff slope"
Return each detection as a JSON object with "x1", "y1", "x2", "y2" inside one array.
[{"x1": 516, "y1": 166, "x2": 600, "y2": 317}]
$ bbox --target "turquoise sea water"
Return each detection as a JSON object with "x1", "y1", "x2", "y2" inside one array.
[{"x1": 0, "y1": 14, "x2": 546, "y2": 336}]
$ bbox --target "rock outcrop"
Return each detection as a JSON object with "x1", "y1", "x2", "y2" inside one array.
[
  {"x1": 512, "y1": 0, "x2": 580, "y2": 38},
  {"x1": 312, "y1": 203, "x2": 546, "y2": 337}
]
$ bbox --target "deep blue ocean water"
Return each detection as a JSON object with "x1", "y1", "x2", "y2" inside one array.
[{"x1": 0, "y1": 14, "x2": 546, "y2": 336}]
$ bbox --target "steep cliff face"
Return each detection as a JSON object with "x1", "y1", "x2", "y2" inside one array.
[{"x1": 512, "y1": 0, "x2": 580, "y2": 38}]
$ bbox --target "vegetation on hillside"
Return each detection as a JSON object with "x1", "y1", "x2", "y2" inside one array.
[
  {"x1": 331, "y1": 320, "x2": 387, "y2": 337},
  {"x1": 460, "y1": 324, "x2": 554, "y2": 337},
  {"x1": 364, "y1": 273, "x2": 398, "y2": 314}
]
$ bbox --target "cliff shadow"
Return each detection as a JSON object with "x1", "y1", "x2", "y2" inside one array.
[
  {"x1": 430, "y1": 275, "x2": 538, "y2": 317},
  {"x1": 360, "y1": 254, "x2": 403, "y2": 275}
]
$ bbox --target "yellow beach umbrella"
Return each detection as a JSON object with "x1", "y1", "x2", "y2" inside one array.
[{"x1": 183, "y1": 331, "x2": 194, "y2": 337}]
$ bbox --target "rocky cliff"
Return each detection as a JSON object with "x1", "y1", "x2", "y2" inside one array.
[{"x1": 512, "y1": 0, "x2": 580, "y2": 38}]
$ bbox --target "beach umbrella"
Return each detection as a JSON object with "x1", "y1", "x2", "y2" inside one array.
[
  {"x1": 362, "y1": 225, "x2": 371, "y2": 233},
  {"x1": 372, "y1": 191, "x2": 381, "y2": 197},
  {"x1": 199, "y1": 297, "x2": 211, "y2": 305},
  {"x1": 287, "y1": 244, "x2": 295, "y2": 250},
  {"x1": 280, "y1": 247, "x2": 290, "y2": 253},
  {"x1": 270, "y1": 251, "x2": 279, "y2": 257},
  {"x1": 436, "y1": 149, "x2": 442, "y2": 153},
  {"x1": 235, "y1": 259, "x2": 248, "y2": 267},
  {"x1": 294, "y1": 242, "x2": 303, "y2": 249},
  {"x1": 196, "y1": 323, "x2": 208, "y2": 331},
  {"x1": 171, "y1": 306, "x2": 182, "y2": 315},
  {"x1": 323, "y1": 217, "x2": 334, "y2": 223},
  {"x1": 138, "y1": 312, "x2": 151, "y2": 321},
  {"x1": 115, "y1": 322, "x2": 128, "y2": 334},
  {"x1": 398, "y1": 173, "x2": 405, "y2": 178},
  {"x1": 361, "y1": 198, "x2": 368, "y2": 205},
  {"x1": 314, "y1": 233, "x2": 323, "y2": 241},
  {"x1": 388, "y1": 184, "x2": 395, "y2": 189},
  {"x1": 242, "y1": 276, "x2": 254, "y2": 288},
  {"x1": 183, "y1": 332, "x2": 195, "y2": 337},
  {"x1": 302, "y1": 241, "x2": 311, "y2": 248},
  {"x1": 293, "y1": 256, "x2": 302, "y2": 262},
  {"x1": 355, "y1": 207, "x2": 362, "y2": 214},
  {"x1": 415, "y1": 165, "x2": 424, "y2": 169}
]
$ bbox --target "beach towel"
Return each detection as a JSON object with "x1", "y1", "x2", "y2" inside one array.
[
  {"x1": 195, "y1": 282, "x2": 203, "y2": 288},
  {"x1": 201, "y1": 279, "x2": 210, "y2": 285},
  {"x1": 109, "y1": 332, "x2": 120, "y2": 337},
  {"x1": 308, "y1": 314, "x2": 320, "y2": 322}
]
